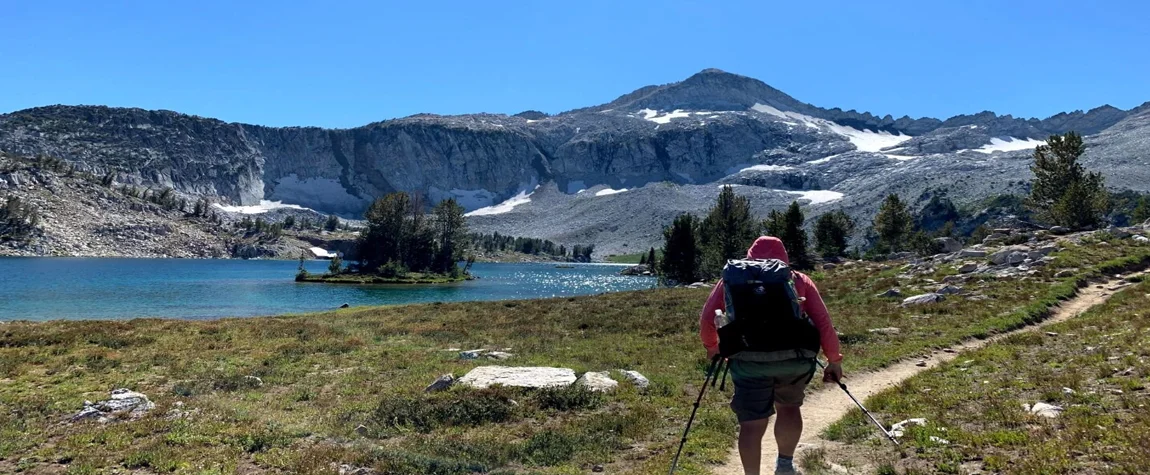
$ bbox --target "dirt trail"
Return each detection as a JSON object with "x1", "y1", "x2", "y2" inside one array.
[{"x1": 710, "y1": 273, "x2": 1144, "y2": 475}]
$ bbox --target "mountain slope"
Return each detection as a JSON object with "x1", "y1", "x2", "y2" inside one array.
[{"x1": 1, "y1": 69, "x2": 1147, "y2": 257}]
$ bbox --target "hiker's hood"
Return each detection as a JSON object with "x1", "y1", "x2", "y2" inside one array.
[{"x1": 747, "y1": 236, "x2": 789, "y2": 263}]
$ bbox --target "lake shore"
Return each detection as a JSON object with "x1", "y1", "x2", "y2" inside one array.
[{"x1": 295, "y1": 272, "x2": 473, "y2": 285}]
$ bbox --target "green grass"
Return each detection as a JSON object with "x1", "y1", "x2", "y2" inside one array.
[
  {"x1": 605, "y1": 250, "x2": 662, "y2": 264},
  {"x1": 821, "y1": 278, "x2": 1150, "y2": 474},
  {"x1": 2, "y1": 237, "x2": 1148, "y2": 473}
]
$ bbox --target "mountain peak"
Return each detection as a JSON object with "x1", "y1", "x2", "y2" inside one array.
[{"x1": 593, "y1": 68, "x2": 815, "y2": 115}]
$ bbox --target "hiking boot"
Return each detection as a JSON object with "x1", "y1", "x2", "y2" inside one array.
[{"x1": 775, "y1": 467, "x2": 802, "y2": 475}]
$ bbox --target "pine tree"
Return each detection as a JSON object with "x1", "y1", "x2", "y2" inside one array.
[
  {"x1": 763, "y1": 210, "x2": 786, "y2": 238},
  {"x1": 814, "y1": 209, "x2": 855, "y2": 258},
  {"x1": 646, "y1": 247, "x2": 658, "y2": 270},
  {"x1": 328, "y1": 255, "x2": 343, "y2": 275},
  {"x1": 781, "y1": 201, "x2": 812, "y2": 270},
  {"x1": 873, "y1": 194, "x2": 914, "y2": 253},
  {"x1": 1028, "y1": 131, "x2": 1109, "y2": 229},
  {"x1": 639, "y1": 253, "x2": 648, "y2": 265},
  {"x1": 1133, "y1": 196, "x2": 1150, "y2": 224},
  {"x1": 324, "y1": 214, "x2": 340, "y2": 231},
  {"x1": 661, "y1": 213, "x2": 701, "y2": 284},
  {"x1": 432, "y1": 198, "x2": 468, "y2": 274},
  {"x1": 700, "y1": 185, "x2": 756, "y2": 277}
]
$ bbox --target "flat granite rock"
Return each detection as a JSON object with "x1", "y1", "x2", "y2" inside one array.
[{"x1": 458, "y1": 366, "x2": 577, "y2": 389}]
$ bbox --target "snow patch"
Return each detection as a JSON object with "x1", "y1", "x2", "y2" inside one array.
[
  {"x1": 782, "y1": 189, "x2": 845, "y2": 205},
  {"x1": 975, "y1": 137, "x2": 1045, "y2": 154},
  {"x1": 824, "y1": 122, "x2": 912, "y2": 152},
  {"x1": 594, "y1": 188, "x2": 629, "y2": 197},
  {"x1": 751, "y1": 103, "x2": 912, "y2": 152},
  {"x1": 637, "y1": 109, "x2": 692, "y2": 124},
  {"x1": 465, "y1": 185, "x2": 539, "y2": 217},
  {"x1": 885, "y1": 154, "x2": 920, "y2": 161},
  {"x1": 213, "y1": 200, "x2": 310, "y2": 214},
  {"x1": 806, "y1": 154, "x2": 841, "y2": 165},
  {"x1": 740, "y1": 164, "x2": 794, "y2": 173},
  {"x1": 309, "y1": 247, "x2": 337, "y2": 258}
]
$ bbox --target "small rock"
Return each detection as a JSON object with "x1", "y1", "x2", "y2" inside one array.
[
  {"x1": 936, "y1": 284, "x2": 963, "y2": 295},
  {"x1": 424, "y1": 374, "x2": 455, "y2": 392},
  {"x1": 890, "y1": 418, "x2": 927, "y2": 437},
  {"x1": 71, "y1": 388, "x2": 155, "y2": 423},
  {"x1": 575, "y1": 371, "x2": 618, "y2": 392},
  {"x1": 1063, "y1": 387, "x2": 1076, "y2": 394},
  {"x1": 868, "y1": 327, "x2": 901, "y2": 335},
  {"x1": 485, "y1": 351, "x2": 514, "y2": 360},
  {"x1": 822, "y1": 263, "x2": 837, "y2": 270},
  {"x1": 1045, "y1": 332, "x2": 1059, "y2": 337},
  {"x1": 1134, "y1": 235, "x2": 1150, "y2": 243},
  {"x1": 1028, "y1": 402, "x2": 1063, "y2": 418},
  {"x1": 1106, "y1": 226, "x2": 1132, "y2": 239},
  {"x1": 943, "y1": 348, "x2": 956, "y2": 353},
  {"x1": 1054, "y1": 270, "x2": 1075, "y2": 278},
  {"x1": 339, "y1": 303, "x2": 350, "y2": 309},
  {"x1": 592, "y1": 464, "x2": 605, "y2": 472},
  {"x1": 901, "y1": 293, "x2": 944, "y2": 306},
  {"x1": 876, "y1": 288, "x2": 902, "y2": 298},
  {"x1": 957, "y1": 262, "x2": 978, "y2": 273},
  {"x1": 354, "y1": 424, "x2": 369, "y2": 435},
  {"x1": 686, "y1": 282, "x2": 711, "y2": 289},
  {"x1": 958, "y1": 248, "x2": 988, "y2": 258},
  {"x1": 1050, "y1": 226, "x2": 1070, "y2": 235},
  {"x1": 983, "y1": 233, "x2": 1009, "y2": 244},
  {"x1": 929, "y1": 436, "x2": 950, "y2": 445},
  {"x1": 460, "y1": 349, "x2": 487, "y2": 360},
  {"x1": 244, "y1": 375, "x2": 263, "y2": 387},
  {"x1": 916, "y1": 360, "x2": 928, "y2": 367},
  {"x1": 620, "y1": 370, "x2": 650, "y2": 389}
]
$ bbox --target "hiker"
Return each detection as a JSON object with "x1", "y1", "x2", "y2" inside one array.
[{"x1": 700, "y1": 236, "x2": 843, "y2": 475}]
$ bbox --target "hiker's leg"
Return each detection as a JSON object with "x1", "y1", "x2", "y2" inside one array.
[
  {"x1": 738, "y1": 417, "x2": 770, "y2": 475},
  {"x1": 774, "y1": 403, "x2": 803, "y2": 457}
]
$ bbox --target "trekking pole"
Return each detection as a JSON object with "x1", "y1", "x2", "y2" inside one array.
[
  {"x1": 718, "y1": 359, "x2": 731, "y2": 391},
  {"x1": 669, "y1": 354, "x2": 721, "y2": 475},
  {"x1": 815, "y1": 359, "x2": 900, "y2": 446}
]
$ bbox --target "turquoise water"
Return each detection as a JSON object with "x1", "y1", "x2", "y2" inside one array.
[{"x1": 0, "y1": 258, "x2": 655, "y2": 321}]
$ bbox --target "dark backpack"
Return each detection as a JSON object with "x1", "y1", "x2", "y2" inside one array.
[{"x1": 717, "y1": 258, "x2": 821, "y2": 360}]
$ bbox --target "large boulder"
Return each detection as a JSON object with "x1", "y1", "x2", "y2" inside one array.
[
  {"x1": 1105, "y1": 226, "x2": 1132, "y2": 239},
  {"x1": 458, "y1": 366, "x2": 577, "y2": 389},
  {"x1": 958, "y1": 248, "x2": 987, "y2": 258},
  {"x1": 1049, "y1": 225, "x2": 1071, "y2": 235},
  {"x1": 934, "y1": 237, "x2": 962, "y2": 254},
  {"x1": 989, "y1": 246, "x2": 1030, "y2": 265},
  {"x1": 957, "y1": 262, "x2": 978, "y2": 273},
  {"x1": 575, "y1": 371, "x2": 618, "y2": 392},
  {"x1": 901, "y1": 293, "x2": 945, "y2": 306}
]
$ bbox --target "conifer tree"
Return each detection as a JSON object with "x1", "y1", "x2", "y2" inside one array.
[{"x1": 1028, "y1": 131, "x2": 1109, "y2": 229}]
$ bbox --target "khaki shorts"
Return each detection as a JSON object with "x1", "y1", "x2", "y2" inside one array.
[{"x1": 727, "y1": 359, "x2": 816, "y2": 422}]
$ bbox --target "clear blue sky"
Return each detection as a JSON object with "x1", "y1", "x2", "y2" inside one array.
[{"x1": 2, "y1": 0, "x2": 1146, "y2": 128}]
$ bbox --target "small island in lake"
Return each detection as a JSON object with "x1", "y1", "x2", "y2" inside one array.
[{"x1": 297, "y1": 192, "x2": 474, "y2": 284}]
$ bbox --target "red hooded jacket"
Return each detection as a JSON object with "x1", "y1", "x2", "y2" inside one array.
[{"x1": 699, "y1": 236, "x2": 843, "y2": 363}]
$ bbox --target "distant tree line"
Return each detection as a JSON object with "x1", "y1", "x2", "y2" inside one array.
[
  {"x1": 470, "y1": 233, "x2": 567, "y2": 257},
  {"x1": 657, "y1": 131, "x2": 1130, "y2": 283},
  {"x1": 468, "y1": 232, "x2": 596, "y2": 262}
]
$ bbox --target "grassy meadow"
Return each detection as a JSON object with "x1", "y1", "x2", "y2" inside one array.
[
  {"x1": 819, "y1": 279, "x2": 1150, "y2": 474},
  {"x1": 1, "y1": 236, "x2": 1149, "y2": 474}
]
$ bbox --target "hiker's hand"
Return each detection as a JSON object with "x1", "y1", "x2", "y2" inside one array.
[{"x1": 823, "y1": 362, "x2": 843, "y2": 383}]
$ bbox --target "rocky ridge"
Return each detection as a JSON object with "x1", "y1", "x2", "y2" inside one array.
[{"x1": 2, "y1": 69, "x2": 1148, "y2": 257}]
